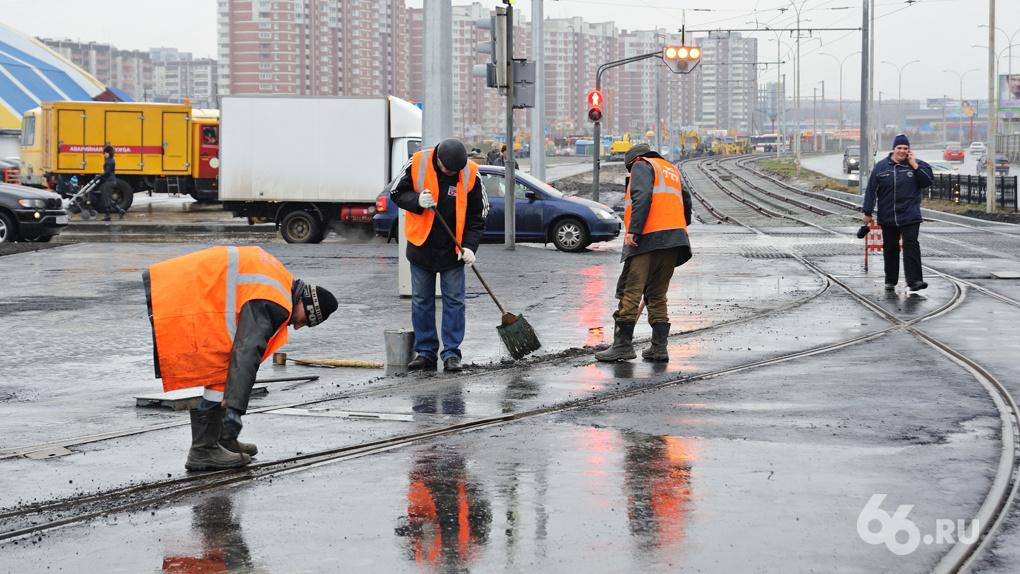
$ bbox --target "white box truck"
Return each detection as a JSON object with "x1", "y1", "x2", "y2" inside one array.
[{"x1": 219, "y1": 96, "x2": 422, "y2": 243}]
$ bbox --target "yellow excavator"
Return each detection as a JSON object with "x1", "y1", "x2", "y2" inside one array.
[
  {"x1": 609, "y1": 133, "x2": 634, "y2": 161},
  {"x1": 680, "y1": 130, "x2": 701, "y2": 156}
]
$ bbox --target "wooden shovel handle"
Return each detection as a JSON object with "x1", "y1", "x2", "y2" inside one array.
[{"x1": 429, "y1": 207, "x2": 508, "y2": 316}]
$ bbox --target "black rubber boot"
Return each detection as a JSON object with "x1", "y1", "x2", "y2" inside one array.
[
  {"x1": 595, "y1": 321, "x2": 636, "y2": 362},
  {"x1": 642, "y1": 322, "x2": 671, "y2": 361},
  {"x1": 217, "y1": 410, "x2": 258, "y2": 457},
  {"x1": 185, "y1": 409, "x2": 251, "y2": 471}
]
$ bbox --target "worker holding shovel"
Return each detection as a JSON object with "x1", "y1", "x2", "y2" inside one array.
[
  {"x1": 143, "y1": 246, "x2": 338, "y2": 471},
  {"x1": 391, "y1": 138, "x2": 488, "y2": 373},
  {"x1": 596, "y1": 144, "x2": 693, "y2": 363}
]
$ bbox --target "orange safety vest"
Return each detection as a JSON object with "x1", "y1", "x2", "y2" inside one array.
[
  {"x1": 624, "y1": 157, "x2": 687, "y2": 235},
  {"x1": 404, "y1": 148, "x2": 478, "y2": 250},
  {"x1": 149, "y1": 246, "x2": 294, "y2": 392}
]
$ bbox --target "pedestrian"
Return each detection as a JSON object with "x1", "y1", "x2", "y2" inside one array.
[
  {"x1": 595, "y1": 144, "x2": 692, "y2": 363},
  {"x1": 468, "y1": 146, "x2": 489, "y2": 165},
  {"x1": 94, "y1": 145, "x2": 125, "y2": 221},
  {"x1": 486, "y1": 143, "x2": 500, "y2": 165},
  {"x1": 142, "y1": 246, "x2": 338, "y2": 471},
  {"x1": 861, "y1": 133, "x2": 934, "y2": 292},
  {"x1": 493, "y1": 144, "x2": 518, "y2": 169},
  {"x1": 390, "y1": 138, "x2": 488, "y2": 372}
]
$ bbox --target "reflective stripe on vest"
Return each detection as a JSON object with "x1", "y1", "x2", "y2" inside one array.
[
  {"x1": 149, "y1": 246, "x2": 294, "y2": 392},
  {"x1": 404, "y1": 148, "x2": 477, "y2": 249},
  {"x1": 624, "y1": 157, "x2": 687, "y2": 235}
]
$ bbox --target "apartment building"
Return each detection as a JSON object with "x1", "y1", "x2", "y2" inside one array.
[
  {"x1": 41, "y1": 39, "x2": 154, "y2": 101},
  {"x1": 216, "y1": 0, "x2": 407, "y2": 98},
  {"x1": 694, "y1": 32, "x2": 758, "y2": 134}
]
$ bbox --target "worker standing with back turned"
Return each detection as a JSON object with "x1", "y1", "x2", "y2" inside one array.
[
  {"x1": 143, "y1": 246, "x2": 338, "y2": 471},
  {"x1": 596, "y1": 144, "x2": 692, "y2": 363}
]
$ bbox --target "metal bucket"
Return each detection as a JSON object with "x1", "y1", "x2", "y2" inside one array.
[{"x1": 384, "y1": 329, "x2": 415, "y2": 366}]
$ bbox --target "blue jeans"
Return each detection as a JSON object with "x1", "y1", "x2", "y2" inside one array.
[{"x1": 410, "y1": 263, "x2": 465, "y2": 361}]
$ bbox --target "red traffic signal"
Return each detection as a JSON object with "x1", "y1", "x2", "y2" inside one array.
[
  {"x1": 587, "y1": 89, "x2": 603, "y2": 122},
  {"x1": 662, "y1": 45, "x2": 701, "y2": 74}
]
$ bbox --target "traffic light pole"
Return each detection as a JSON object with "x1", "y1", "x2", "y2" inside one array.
[
  {"x1": 504, "y1": 2, "x2": 515, "y2": 249},
  {"x1": 593, "y1": 51, "x2": 661, "y2": 203}
]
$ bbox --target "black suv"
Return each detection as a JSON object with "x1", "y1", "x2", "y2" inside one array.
[
  {"x1": 843, "y1": 146, "x2": 860, "y2": 173},
  {"x1": 976, "y1": 153, "x2": 1010, "y2": 176},
  {"x1": 0, "y1": 182, "x2": 68, "y2": 243}
]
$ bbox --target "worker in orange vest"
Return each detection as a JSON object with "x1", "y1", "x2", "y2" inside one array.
[
  {"x1": 143, "y1": 246, "x2": 338, "y2": 471},
  {"x1": 390, "y1": 138, "x2": 487, "y2": 373},
  {"x1": 596, "y1": 144, "x2": 692, "y2": 363}
]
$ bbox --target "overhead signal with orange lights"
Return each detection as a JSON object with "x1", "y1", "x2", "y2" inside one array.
[{"x1": 662, "y1": 45, "x2": 701, "y2": 74}]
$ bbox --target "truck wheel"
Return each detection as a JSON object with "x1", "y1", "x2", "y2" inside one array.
[
  {"x1": 551, "y1": 218, "x2": 589, "y2": 253},
  {"x1": 103, "y1": 179, "x2": 135, "y2": 211},
  {"x1": 0, "y1": 212, "x2": 17, "y2": 244},
  {"x1": 281, "y1": 211, "x2": 323, "y2": 244}
]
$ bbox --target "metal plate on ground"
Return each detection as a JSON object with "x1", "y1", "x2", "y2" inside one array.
[
  {"x1": 24, "y1": 446, "x2": 73, "y2": 459},
  {"x1": 134, "y1": 384, "x2": 269, "y2": 410},
  {"x1": 265, "y1": 407, "x2": 415, "y2": 422},
  {"x1": 990, "y1": 271, "x2": 1020, "y2": 279}
]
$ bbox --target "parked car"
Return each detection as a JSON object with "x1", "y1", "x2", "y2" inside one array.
[
  {"x1": 0, "y1": 182, "x2": 69, "y2": 243},
  {"x1": 976, "y1": 153, "x2": 1010, "y2": 175},
  {"x1": 943, "y1": 145, "x2": 965, "y2": 162},
  {"x1": 968, "y1": 141, "x2": 986, "y2": 154},
  {"x1": 374, "y1": 165, "x2": 622, "y2": 252},
  {"x1": 843, "y1": 146, "x2": 860, "y2": 173},
  {"x1": 927, "y1": 161, "x2": 959, "y2": 176}
]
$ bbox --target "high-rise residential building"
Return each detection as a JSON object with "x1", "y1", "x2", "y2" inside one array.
[
  {"x1": 693, "y1": 32, "x2": 757, "y2": 134},
  {"x1": 152, "y1": 58, "x2": 218, "y2": 109},
  {"x1": 217, "y1": 1, "x2": 766, "y2": 141},
  {"x1": 217, "y1": 0, "x2": 408, "y2": 98},
  {"x1": 40, "y1": 39, "x2": 154, "y2": 101}
]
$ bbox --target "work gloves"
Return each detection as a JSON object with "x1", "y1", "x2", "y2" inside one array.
[
  {"x1": 222, "y1": 407, "x2": 244, "y2": 440},
  {"x1": 418, "y1": 191, "x2": 436, "y2": 209},
  {"x1": 458, "y1": 248, "x2": 476, "y2": 266}
]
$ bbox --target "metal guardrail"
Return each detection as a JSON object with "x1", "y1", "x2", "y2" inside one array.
[{"x1": 929, "y1": 174, "x2": 1019, "y2": 211}]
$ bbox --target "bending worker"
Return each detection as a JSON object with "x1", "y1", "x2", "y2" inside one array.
[
  {"x1": 391, "y1": 138, "x2": 487, "y2": 372},
  {"x1": 143, "y1": 246, "x2": 338, "y2": 471},
  {"x1": 596, "y1": 144, "x2": 692, "y2": 362}
]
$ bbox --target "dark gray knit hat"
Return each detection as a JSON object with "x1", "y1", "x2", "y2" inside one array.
[
  {"x1": 625, "y1": 144, "x2": 652, "y2": 170},
  {"x1": 302, "y1": 284, "x2": 337, "y2": 327},
  {"x1": 437, "y1": 138, "x2": 468, "y2": 171}
]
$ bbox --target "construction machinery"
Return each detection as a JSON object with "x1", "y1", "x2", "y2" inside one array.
[{"x1": 609, "y1": 133, "x2": 634, "y2": 161}]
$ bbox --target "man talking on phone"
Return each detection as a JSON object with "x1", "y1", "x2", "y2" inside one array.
[{"x1": 861, "y1": 134, "x2": 934, "y2": 292}]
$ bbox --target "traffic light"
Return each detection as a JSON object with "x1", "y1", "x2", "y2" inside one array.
[
  {"x1": 662, "y1": 45, "x2": 701, "y2": 74},
  {"x1": 472, "y1": 6, "x2": 507, "y2": 89},
  {"x1": 587, "y1": 89, "x2": 603, "y2": 122}
]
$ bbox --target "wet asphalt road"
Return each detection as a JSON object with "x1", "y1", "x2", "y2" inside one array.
[{"x1": 4, "y1": 184, "x2": 1020, "y2": 571}]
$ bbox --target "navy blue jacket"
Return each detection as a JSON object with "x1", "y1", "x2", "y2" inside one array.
[{"x1": 862, "y1": 154, "x2": 933, "y2": 226}]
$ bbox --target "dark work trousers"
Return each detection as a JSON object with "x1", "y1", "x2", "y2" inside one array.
[
  {"x1": 612, "y1": 247, "x2": 681, "y2": 324},
  {"x1": 881, "y1": 222, "x2": 922, "y2": 286}
]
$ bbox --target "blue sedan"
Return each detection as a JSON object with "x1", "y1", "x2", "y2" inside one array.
[{"x1": 374, "y1": 165, "x2": 622, "y2": 252}]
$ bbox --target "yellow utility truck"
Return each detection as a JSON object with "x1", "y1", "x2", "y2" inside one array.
[{"x1": 19, "y1": 101, "x2": 220, "y2": 211}]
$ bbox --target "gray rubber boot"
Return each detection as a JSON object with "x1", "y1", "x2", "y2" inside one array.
[
  {"x1": 642, "y1": 322, "x2": 671, "y2": 361},
  {"x1": 185, "y1": 409, "x2": 251, "y2": 471},
  {"x1": 595, "y1": 321, "x2": 637, "y2": 362}
]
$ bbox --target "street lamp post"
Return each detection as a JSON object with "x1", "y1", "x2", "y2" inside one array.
[
  {"x1": 881, "y1": 59, "x2": 921, "y2": 136},
  {"x1": 767, "y1": 35, "x2": 793, "y2": 160},
  {"x1": 820, "y1": 51, "x2": 861, "y2": 152},
  {"x1": 788, "y1": 0, "x2": 807, "y2": 175},
  {"x1": 943, "y1": 68, "x2": 980, "y2": 143}
]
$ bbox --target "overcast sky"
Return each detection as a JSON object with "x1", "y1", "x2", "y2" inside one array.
[{"x1": 5, "y1": 0, "x2": 1020, "y2": 103}]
